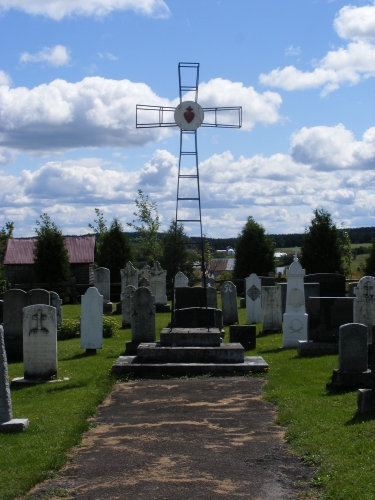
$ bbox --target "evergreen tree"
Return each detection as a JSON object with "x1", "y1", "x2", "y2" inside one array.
[
  {"x1": 34, "y1": 213, "x2": 71, "y2": 284},
  {"x1": 233, "y1": 216, "x2": 275, "y2": 280},
  {"x1": 127, "y1": 190, "x2": 161, "y2": 265},
  {"x1": 300, "y1": 208, "x2": 344, "y2": 275},
  {"x1": 364, "y1": 238, "x2": 375, "y2": 276},
  {"x1": 97, "y1": 218, "x2": 133, "y2": 282},
  {"x1": 159, "y1": 220, "x2": 199, "y2": 281}
]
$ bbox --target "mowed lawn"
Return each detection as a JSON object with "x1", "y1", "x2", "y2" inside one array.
[{"x1": 1, "y1": 299, "x2": 375, "y2": 500}]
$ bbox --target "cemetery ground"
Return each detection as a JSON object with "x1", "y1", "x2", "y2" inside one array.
[{"x1": 1, "y1": 301, "x2": 375, "y2": 499}]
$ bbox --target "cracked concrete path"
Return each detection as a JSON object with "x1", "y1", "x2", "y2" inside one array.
[{"x1": 29, "y1": 378, "x2": 314, "y2": 500}]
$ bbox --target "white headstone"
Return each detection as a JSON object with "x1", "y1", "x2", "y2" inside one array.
[
  {"x1": 81, "y1": 287, "x2": 103, "y2": 350},
  {"x1": 220, "y1": 281, "x2": 239, "y2": 325},
  {"x1": 50, "y1": 292, "x2": 63, "y2": 325},
  {"x1": 94, "y1": 267, "x2": 110, "y2": 303},
  {"x1": 282, "y1": 254, "x2": 308, "y2": 348},
  {"x1": 122, "y1": 285, "x2": 136, "y2": 328},
  {"x1": 353, "y1": 276, "x2": 375, "y2": 343},
  {"x1": 174, "y1": 271, "x2": 189, "y2": 288},
  {"x1": 23, "y1": 305, "x2": 57, "y2": 380},
  {"x1": 262, "y1": 286, "x2": 282, "y2": 332},
  {"x1": 150, "y1": 261, "x2": 167, "y2": 305},
  {"x1": 120, "y1": 262, "x2": 138, "y2": 294},
  {"x1": 131, "y1": 287, "x2": 156, "y2": 343},
  {"x1": 246, "y1": 274, "x2": 261, "y2": 323}
]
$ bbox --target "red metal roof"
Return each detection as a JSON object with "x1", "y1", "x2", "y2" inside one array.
[
  {"x1": 4, "y1": 236, "x2": 95, "y2": 265},
  {"x1": 207, "y1": 258, "x2": 235, "y2": 273}
]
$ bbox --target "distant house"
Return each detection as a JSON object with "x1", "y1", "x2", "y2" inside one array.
[
  {"x1": 274, "y1": 252, "x2": 287, "y2": 260},
  {"x1": 207, "y1": 258, "x2": 235, "y2": 278},
  {"x1": 226, "y1": 246, "x2": 235, "y2": 255},
  {"x1": 3, "y1": 235, "x2": 95, "y2": 285}
]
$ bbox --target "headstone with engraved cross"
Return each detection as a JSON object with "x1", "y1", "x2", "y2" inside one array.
[
  {"x1": 220, "y1": 281, "x2": 239, "y2": 325},
  {"x1": 353, "y1": 276, "x2": 375, "y2": 343},
  {"x1": 131, "y1": 287, "x2": 156, "y2": 345},
  {"x1": 22, "y1": 304, "x2": 57, "y2": 380},
  {"x1": 246, "y1": 274, "x2": 261, "y2": 323}
]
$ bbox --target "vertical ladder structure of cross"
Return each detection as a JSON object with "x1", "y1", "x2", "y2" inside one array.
[{"x1": 136, "y1": 62, "x2": 242, "y2": 324}]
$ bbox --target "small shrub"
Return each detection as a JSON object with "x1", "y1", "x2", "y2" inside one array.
[
  {"x1": 58, "y1": 319, "x2": 80, "y2": 340},
  {"x1": 103, "y1": 317, "x2": 119, "y2": 338}
]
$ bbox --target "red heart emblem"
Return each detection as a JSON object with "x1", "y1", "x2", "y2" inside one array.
[{"x1": 184, "y1": 106, "x2": 195, "y2": 123}]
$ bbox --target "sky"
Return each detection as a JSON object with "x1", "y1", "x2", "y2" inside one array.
[{"x1": 0, "y1": 0, "x2": 374, "y2": 239}]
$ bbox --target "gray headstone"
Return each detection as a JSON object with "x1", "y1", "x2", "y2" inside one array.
[
  {"x1": 150, "y1": 261, "x2": 167, "y2": 305},
  {"x1": 304, "y1": 283, "x2": 320, "y2": 313},
  {"x1": 138, "y1": 276, "x2": 149, "y2": 288},
  {"x1": 23, "y1": 304, "x2": 57, "y2": 380},
  {"x1": 220, "y1": 281, "x2": 239, "y2": 325},
  {"x1": 348, "y1": 282, "x2": 358, "y2": 298},
  {"x1": 139, "y1": 266, "x2": 150, "y2": 280},
  {"x1": 120, "y1": 262, "x2": 138, "y2": 294},
  {"x1": 262, "y1": 286, "x2": 282, "y2": 332},
  {"x1": 81, "y1": 287, "x2": 103, "y2": 350},
  {"x1": 0, "y1": 300, "x2": 3, "y2": 324},
  {"x1": 122, "y1": 285, "x2": 136, "y2": 327},
  {"x1": 206, "y1": 287, "x2": 217, "y2": 309},
  {"x1": 94, "y1": 267, "x2": 110, "y2": 303},
  {"x1": 174, "y1": 271, "x2": 189, "y2": 288},
  {"x1": 353, "y1": 276, "x2": 375, "y2": 342},
  {"x1": 131, "y1": 287, "x2": 156, "y2": 343},
  {"x1": 305, "y1": 273, "x2": 346, "y2": 297},
  {"x1": 202, "y1": 276, "x2": 215, "y2": 288},
  {"x1": 3, "y1": 289, "x2": 27, "y2": 361},
  {"x1": 246, "y1": 273, "x2": 261, "y2": 323},
  {"x1": 0, "y1": 326, "x2": 12, "y2": 423},
  {"x1": 339, "y1": 323, "x2": 368, "y2": 372},
  {"x1": 27, "y1": 288, "x2": 50, "y2": 306},
  {"x1": 174, "y1": 307, "x2": 222, "y2": 330},
  {"x1": 308, "y1": 297, "x2": 355, "y2": 343},
  {"x1": 50, "y1": 292, "x2": 62, "y2": 325}
]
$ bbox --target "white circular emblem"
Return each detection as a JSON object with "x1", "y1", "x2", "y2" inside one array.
[{"x1": 174, "y1": 101, "x2": 204, "y2": 131}]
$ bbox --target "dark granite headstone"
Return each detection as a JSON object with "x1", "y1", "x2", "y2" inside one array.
[
  {"x1": 175, "y1": 287, "x2": 210, "y2": 310},
  {"x1": 0, "y1": 300, "x2": 3, "y2": 324},
  {"x1": 229, "y1": 325, "x2": 256, "y2": 351},
  {"x1": 305, "y1": 274, "x2": 345, "y2": 297},
  {"x1": 308, "y1": 297, "x2": 355, "y2": 342},
  {"x1": 174, "y1": 307, "x2": 222, "y2": 329}
]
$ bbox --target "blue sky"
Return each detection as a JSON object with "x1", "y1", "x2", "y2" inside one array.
[{"x1": 0, "y1": 0, "x2": 374, "y2": 239}]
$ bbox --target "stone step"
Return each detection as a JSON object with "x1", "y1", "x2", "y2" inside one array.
[
  {"x1": 136, "y1": 342, "x2": 244, "y2": 364},
  {"x1": 160, "y1": 327, "x2": 222, "y2": 347}
]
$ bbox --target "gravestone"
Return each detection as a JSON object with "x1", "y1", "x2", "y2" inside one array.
[
  {"x1": 122, "y1": 285, "x2": 136, "y2": 328},
  {"x1": 94, "y1": 267, "x2": 112, "y2": 313},
  {"x1": 358, "y1": 325, "x2": 375, "y2": 412},
  {"x1": 23, "y1": 305, "x2": 58, "y2": 380},
  {"x1": 139, "y1": 276, "x2": 150, "y2": 288},
  {"x1": 220, "y1": 281, "x2": 239, "y2": 325},
  {"x1": 331, "y1": 323, "x2": 371, "y2": 388},
  {"x1": 308, "y1": 297, "x2": 355, "y2": 343},
  {"x1": 304, "y1": 273, "x2": 345, "y2": 297},
  {"x1": 120, "y1": 262, "x2": 138, "y2": 293},
  {"x1": 202, "y1": 276, "x2": 215, "y2": 288},
  {"x1": 353, "y1": 276, "x2": 375, "y2": 343},
  {"x1": 174, "y1": 271, "x2": 189, "y2": 288},
  {"x1": 175, "y1": 287, "x2": 212, "y2": 310},
  {"x1": 0, "y1": 326, "x2": 28, "y2": 433},
  {"x1": 282, "y1": 252, "x2": 308, "y2": 348},
  {"x1": 3, "y1": 289, "x2": 27, "y2": 361},
  {"x1": 206, "y1": 287, "x2": 217, "y2": 309},
  {"x1": 50, "y1": 292, "x2": 62, "y2": 325},
  {"x1": 125, "y1": 287, "x2": 156, "y2": 354},
  {"x1": 262, "y1": 286, "x2": 282, "y2": 332},
  {"x1": 27, "y1": 288, "x2": 50, "y2": 306},
  {"x1": 139, "y1": 266, "x2": 150, "y2": 280},
  {"x1": 0, "y1": 299, "x2": 3, "y2": 324},
  {"x1": 304, "y1": 283, "x2": 320, "y2": 313},
  {"x1": 150, "y1": 261, "x2": 170, "y2": 311},
  {"x1": 174, "y1": 307, "x2": 223, "y2": 330},
  {"x1": 81, "y1": 287, "x2": 103, "y2": 352},
  {"x1": 348, "y1": 282, "x2": 358, "y2": 297},
  {"x1": 229, "y1": 325, "x2": 256, "y2": 351},
  {"x1": 245, "y1": 273, "x2": 261, "y2": 323}
]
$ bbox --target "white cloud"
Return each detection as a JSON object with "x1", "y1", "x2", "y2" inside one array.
[
  {"x1": 285, "y1": 45, "x2": 301, "y2": 56},
  {"x1": 0, "y1": 70, "x2": 11, "y2": 86},
  {"x1": 260, "y1": 41, "x2": 375, "y2": 95},
  {"x1": 98, "y1": 52, "x2": 118, "y2": 60},
  {"x1": 0, "y1": 76, "x2": 282, "y2": 163},
  {"x1": 334, "y1": 4, "x2": 375, "y2": 41},
  {"x1": 0, "y1": 0, "x2": 170, "y2": 20},
  {"x1": 291, "y1": 124, "x2": 375, "y2": 171},
  {"x1": 20, "y1": 45, "x2": 71, "y2": 67},
  {"x1": 139, "y1": 149, "x2": 177, "y2": 186}
]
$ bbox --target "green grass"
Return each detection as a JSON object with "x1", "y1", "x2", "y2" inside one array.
[{"x1": 2, "y1": 301, "x2": 375, "y2": 499}]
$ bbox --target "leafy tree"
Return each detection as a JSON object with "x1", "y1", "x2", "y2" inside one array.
[
  {"x1": 159, "y1": 220, "x2": 200, "y2": 281},
  {"x1": 300, "y1": 208, "x2": 344, "y2": 275},
  {"x1": 127, "y1": 189, "x2": 161, "y2": 265},
  {"x1": 96, "y1": 218, "x2": 133, "y2": 282},
  {"x1": 34, "y1": 213, "x2": 71, "y2": 284},
  {"x1": 233, "y1": 216, "x2": 275, "y2": 281},
  {"x1": 340, "y1": 225, "x2": 354, "y2": 278},
  {"x1": 363, "y1": 238, "x2": 375, "y2": 276}
]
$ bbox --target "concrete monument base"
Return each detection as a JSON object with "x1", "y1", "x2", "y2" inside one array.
[
  {"x1": 297, "y1": 341, "x2": 338, "y2": 357},
  {"x1": 331, "y1": 368, "x2": 372, "y2": 388},
  {"x1": 357, "y1": 388, "x2": 375, "y2": 413},
  {"x1": 0, "y1": 418, "x2": 29, "y2": 433}
]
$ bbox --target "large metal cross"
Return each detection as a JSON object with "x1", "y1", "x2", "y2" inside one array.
[{"x1": 136, "y1": 62, "x2": 242, "y2": 322}]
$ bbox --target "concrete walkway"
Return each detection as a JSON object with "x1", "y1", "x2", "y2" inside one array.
[{"x1": 29, "y1": 378, "x2": 314, "y2": 499}]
